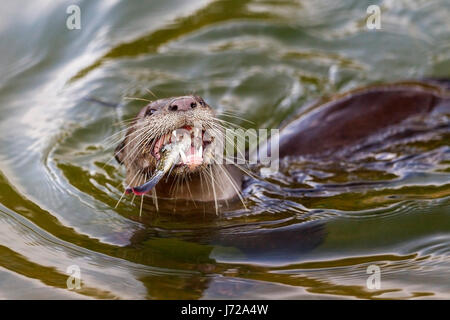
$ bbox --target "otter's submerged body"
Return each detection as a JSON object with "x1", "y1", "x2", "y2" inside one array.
[{"x1": 115, "y1": 81, "x2": 450, "y2": 212}]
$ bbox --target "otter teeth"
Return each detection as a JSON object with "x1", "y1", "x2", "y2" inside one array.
[{"x1": 150, "y1": 126, "x2": 215, "y2": 170}]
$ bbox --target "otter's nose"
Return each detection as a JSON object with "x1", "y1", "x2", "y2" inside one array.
[{"x1": 168, "y1": 97, "x2": 198, "y2": 112}]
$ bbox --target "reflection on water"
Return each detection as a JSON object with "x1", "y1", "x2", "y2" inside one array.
[{"x1": 0, "y1": 0, "x2": 449, "y2": 299}]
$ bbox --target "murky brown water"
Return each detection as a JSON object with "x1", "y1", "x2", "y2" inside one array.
[{"x1": 0, "y1": 0, "x2": 449, "y2": 299}]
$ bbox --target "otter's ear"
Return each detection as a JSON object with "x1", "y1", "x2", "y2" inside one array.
[{"x1": 115, "y1": 139, "x2": 126, "y2": 164}]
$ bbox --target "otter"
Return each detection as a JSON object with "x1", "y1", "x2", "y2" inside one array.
[
  {"x1": 115, "y1": 81, "x2": 450, "y2": 211},
  {"x1": 114, "y1": 95, "x2": 242, "y2": 204}
]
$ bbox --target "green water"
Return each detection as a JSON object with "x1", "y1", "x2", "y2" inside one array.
[{"x1": 0, "y1": 0, "x2": 449, "y2": 299}]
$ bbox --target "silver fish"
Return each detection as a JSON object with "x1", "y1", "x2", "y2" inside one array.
[{"x1": 126, "y1": 131, "x2": 191, "y2": 195}]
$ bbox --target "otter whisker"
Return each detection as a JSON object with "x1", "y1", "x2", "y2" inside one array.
[
  {"x1": 123, "y1": 96, "x2": 152, "y2": 102},
  {"x1": 112, "y1": 118, "x2": 138, "y2": 126},
  {"x1": 145, "y1": 88, "x2": 158, "y2": 99},
  {"x1": 212, "y1": 165, "x2": 229, "y2": 208},
  {"x1": 229, "y1": 161, "x2": 258, "y2": 180},
  {"x1": 199, "y1": 169, "x2": 206, "y2": 195},
  {"x1": 212, "y1": 118, "x2": 250, "y2": 131},
  {"x1": 101, "y1": 122, "x2": 140, "y2": 145},
  {"x1": 139, "y1": 195, "x2": 144, "y2": 217},
  {"x1": 116, "y1": 125, "x2": 162, "y2": 165},
  {"x1": 103, "y1": 124, "x2": 149, "y2": 151},
  {"x1": 103, "y1": 125, "x2": 156, "y2": 168},
  {"x1": 114, "y1": 168, "x2": 142, "y2": 208},
  {"x1": 213, "y1": 159, "x2": 247, "y2": 211},
  {"x1": 207, "y1": 166, "x2": 219, "y2": 215},
  {"x1": 184, "y1": 174, "x2": 197, "y2": 206},
  {"x1": 115, "y1": 189, "x2": 127, "y2": 209},
  {"x1": 211, "y1": 120, "x2": 257, "y2": 139},
  {"x1": 169, "y1": 173, "x2": 182, "y2": 197},
  {"x1": 136, "y1": 172, "x2": 146, "y2": 217},
  {"x1": 219, "y1": 112, "x2": 255, "y2": 125},
  {"x1": 219, "y1": 105, "x2": 248, "y2": 115},
  {"x1": 207, "y1": 125, "x2": 248, "y2": 165},
  {"x1": 152, "y1": 188, "x2": 159, "y2": 212}
]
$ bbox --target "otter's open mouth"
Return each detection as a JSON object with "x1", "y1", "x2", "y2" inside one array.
[
  {"x1": 151, "y1": 125, "x2": 213, "y2": 169},
  {"x1": 126, "y1": 125, "x2": 216, "y2": 196}
]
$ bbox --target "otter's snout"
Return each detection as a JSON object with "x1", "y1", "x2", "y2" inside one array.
[{"x1": 167, "y1": 96, "x2": 198, "y2": 112}]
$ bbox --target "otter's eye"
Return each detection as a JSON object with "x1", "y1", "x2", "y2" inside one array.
[
  {"x1": 145, "y1": 108, "x2": 156, "y2": 116},
  {"x1": 190, "y1": 102, "x2": 197, "y2": 109}
]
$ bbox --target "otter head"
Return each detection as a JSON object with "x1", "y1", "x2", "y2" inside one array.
[{"x1": 115, "y1": 95, "x2": 233, "y2": 200}]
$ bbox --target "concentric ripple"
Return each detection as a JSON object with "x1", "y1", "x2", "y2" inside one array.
[{"x1": 0, "y1": 0, "x2": 449, "y2": 299}]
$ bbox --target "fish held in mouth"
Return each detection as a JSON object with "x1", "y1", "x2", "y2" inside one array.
[{"x1": 126, "y1": 127, "x2": 206, "y2": 196}]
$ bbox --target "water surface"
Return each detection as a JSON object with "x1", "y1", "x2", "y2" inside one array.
[{"x1": 0, "y1": 0, "x2": 449, "y2": 299}]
